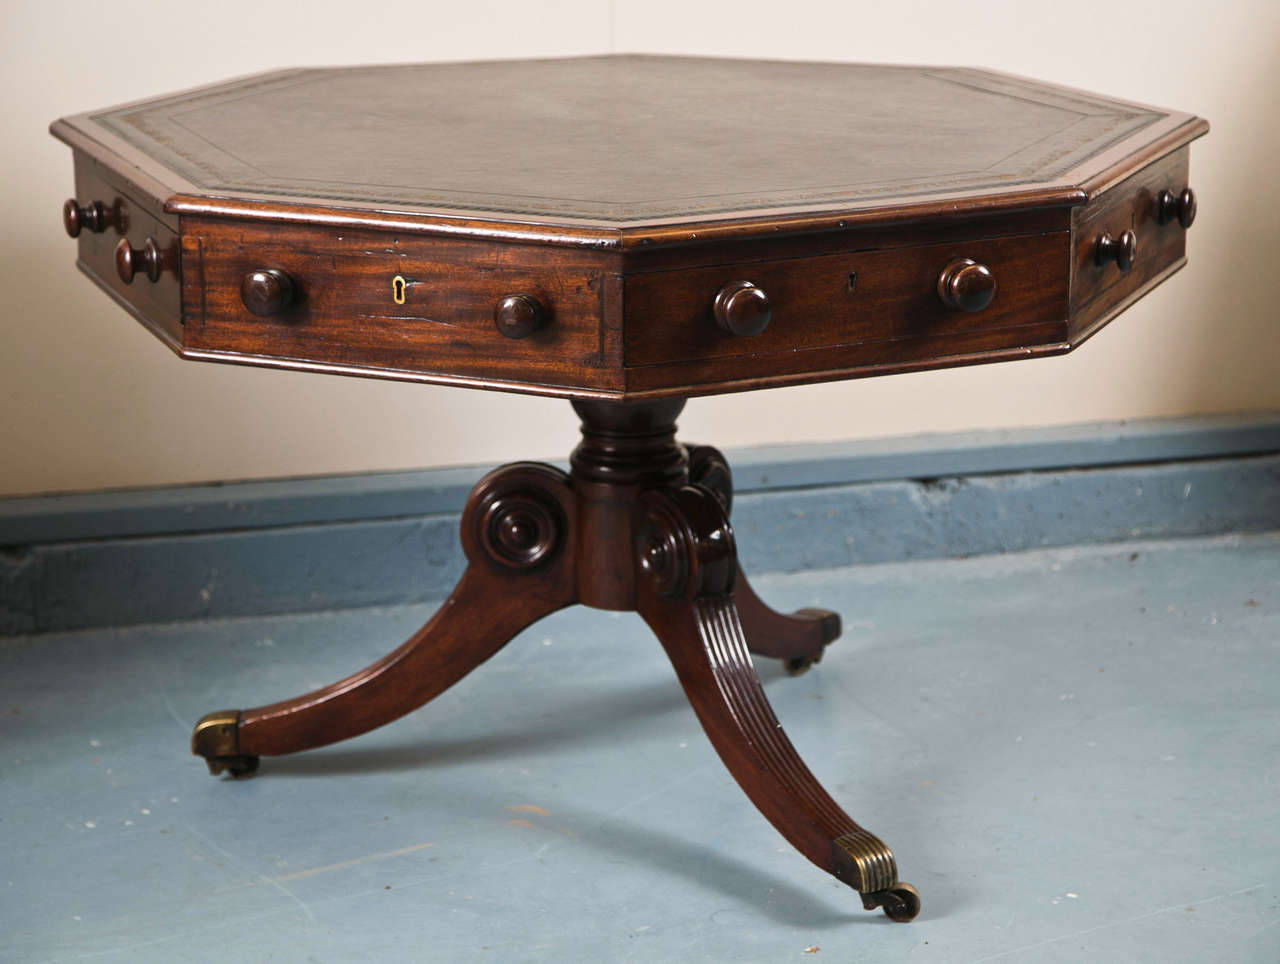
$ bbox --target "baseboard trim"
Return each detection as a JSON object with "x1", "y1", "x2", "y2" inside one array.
[{"x1": 3, "y1": 413, "x2": 1278, "y2": 635}]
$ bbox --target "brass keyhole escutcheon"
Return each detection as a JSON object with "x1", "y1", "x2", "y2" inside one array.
[{"x1": 392, "y1": 275, "x2": 406, "y2": 305}]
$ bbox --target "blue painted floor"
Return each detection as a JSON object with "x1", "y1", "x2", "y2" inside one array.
[{"x1": 2, "y1": 532, "x2": 1278, "y2": 963}]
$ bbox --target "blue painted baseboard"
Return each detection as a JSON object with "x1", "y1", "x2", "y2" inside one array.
[{"x1": 3, "y1": 413, "x2": 1278, "y2": 635}]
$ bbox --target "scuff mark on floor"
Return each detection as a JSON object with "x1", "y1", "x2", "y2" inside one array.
[
  {"x1": 505, "y1": 804, "x2": 551, "y2": 817},
  {"x1": 273, "y1": 841, "x2": 436, "y2": 883}
]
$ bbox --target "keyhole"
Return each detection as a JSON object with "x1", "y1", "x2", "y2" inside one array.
[{"x1": 392, "y1": 275, "x2": 406, "y2": 305}]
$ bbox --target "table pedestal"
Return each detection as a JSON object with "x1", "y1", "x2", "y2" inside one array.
[{"x1": 192, "y1": 399, "x2": 920, "y2": 921}]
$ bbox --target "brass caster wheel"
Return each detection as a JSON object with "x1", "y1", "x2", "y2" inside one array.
[
  {"x1": 204, "y1": 754, "x2": 260, "y2": 778},
  {"x1": 861, "y1": 882, "x2": 921, "y2": 922},
  {"x1": 784, "y1": 653, "x2": 821, "y2": 676},
  {"x1": 191, "y1": 709, "x2": 258, "y2": 778}
]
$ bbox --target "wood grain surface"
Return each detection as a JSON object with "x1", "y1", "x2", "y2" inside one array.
[
  {"x1": 1069, "y1": 147, "x2": 1191, "y2": 340},
  {"x1": 183, "y1": 218, "x2": 621, "y2": 394},
  {"x1": 623, "y1": 230, "x2": 1071, "y2": 366}
]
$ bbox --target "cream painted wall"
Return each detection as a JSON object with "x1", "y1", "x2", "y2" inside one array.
[{"x1": 2, "y1": 0, "x2": 1277, "y2": 497}]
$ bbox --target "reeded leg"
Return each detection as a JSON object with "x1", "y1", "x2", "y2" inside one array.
[
  {"x1": 634, "y1": 484, "x2": 918, "y2": 920},
  {"x1": 684, "y1": 442, "x2": 841, "y2": 673},
  {"x1": 193, "y1": 462, "x2": 577, "y2": 776}
]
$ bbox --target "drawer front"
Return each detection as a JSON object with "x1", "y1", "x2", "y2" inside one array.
[
  {"x1": 182, "y1": 220, "x2": 614, "y2": 392},
  {"x1": 70, "y1": 155, "x2": 182, "y2": 344},
  {"x1": 1070, "y1": 147, "x2": 1192, "y2": 339},
  {"x1": 623, "y1": 231, "x2": 1070, "y2": 370}
]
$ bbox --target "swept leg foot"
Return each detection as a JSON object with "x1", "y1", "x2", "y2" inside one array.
[
  {"x1": 192, "y1": 462, "x2": 576, "y2": 773},
  {"x1": 635, "y1": 484, "x2": 918, "y2": 920},
  {"x1": 192, "y1": 710, "x2": 259, "y2": 777}
]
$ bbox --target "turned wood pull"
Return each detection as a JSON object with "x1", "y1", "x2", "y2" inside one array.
[
  {"x1": 494, "y1": 293, "x2": 549, "y2": 339},
  {"x1": 114, "y1": 237, "x2": 165, "y2": 284},
  {"x1": 1156, "y1": 187, "x2": 1197, "y2": 228},
  {"x1": 1095, "y1": 229, "x2": 1138, "y2": 273},
  {"x1": 936, "y1": 259, "x2": 996, "y2": 312},
  {"x1": 713, "y1": 280, "x2": 771, "y2": 336},
  {"x1": 63, "y1": 199, "x2": 117, "y2": 238},
  {"x1": 241, "y1": 268, "x2": 296, "y2": 317}
]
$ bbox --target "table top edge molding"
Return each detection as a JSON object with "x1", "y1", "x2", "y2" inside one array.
[{"x1": 49, "y1": 56, "x2": 1208, "y2": 251}]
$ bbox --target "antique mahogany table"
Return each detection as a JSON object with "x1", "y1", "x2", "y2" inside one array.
[{"x1": 53, "y1": 56, "x2": 1207, "y2": 920}]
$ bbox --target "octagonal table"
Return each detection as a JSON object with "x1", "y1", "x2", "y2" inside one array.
[{"x1": 52, "y1": 56, "x2": 1207, "y2": 920}]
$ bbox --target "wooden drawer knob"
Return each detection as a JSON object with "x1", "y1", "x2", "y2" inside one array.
[
  {"x1": 1095, "y1": 229, "x2": 1138, "y2": 273},
  {"x1": 241, "y1": 268, "x2": 296, "y2": 317},
  {"x1": 937, "y1": 259, "x2": 996, "y2": 312},
  {"x1": 494, "y1": 293, "x2": 548, "y2": 339},
  {"x1": 114, "y1": 237, "x2": 164, "y2": 284},
  {"x1": 713, "y1": 280, "x2": 771, "y2": 336},
  {"x1": 1156, "y1": 187, "x2": 1197, "y2": 228},
  {"x1": 63, "y1": 199, "x2": 117, "y2": 238}
]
